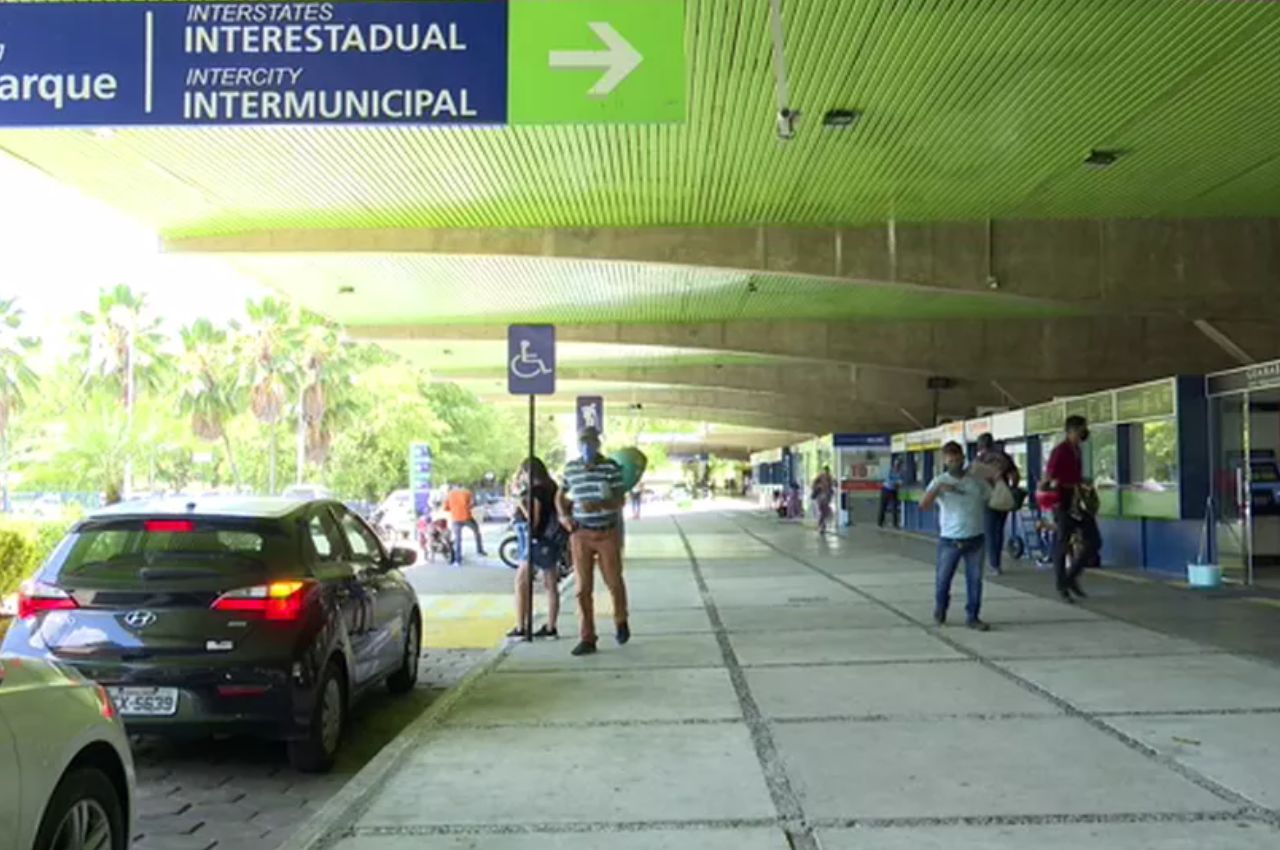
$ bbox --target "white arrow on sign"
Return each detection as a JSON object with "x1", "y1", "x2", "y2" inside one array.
[{"x1": 549, "y1": 22, "x2": 643, "y2": 97}]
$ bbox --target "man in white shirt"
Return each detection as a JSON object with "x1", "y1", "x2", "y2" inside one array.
[{"x1": 920, "y1": 441, "x2": 993, "y2": 631}]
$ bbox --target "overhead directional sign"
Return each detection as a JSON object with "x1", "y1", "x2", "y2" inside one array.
[
  {"x1": 0, "y1": 0, "x2": 685, "y2": 128},
  {"x1": 508, "y1": 325, "x2": 556, "y2": 396},
  {"x1": 509, "y1": 0, "x2": 685, "y2": 124}
]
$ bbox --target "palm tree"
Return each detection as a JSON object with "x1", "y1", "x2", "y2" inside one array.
[
  {"x1": 75, "y1": 285, "x2": 166, "y2": 500},
  {"x1": 178, "y1": 319, "x2": 243, "y2": 489},
  {"x1": 233, "y1": 297, "x2": 296, "y2": 495},
  {"x1": 0, "y1": 298, "x2": 40, "y2": 511},
  {"x1": 291, "y1": 315, "x2": 359, "y2": 480}
]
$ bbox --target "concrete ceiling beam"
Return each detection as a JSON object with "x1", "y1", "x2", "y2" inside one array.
[
  {"x1": 479, "y1": 386, "x2": 906, "y2": 430},
  {"x1": 167, "y1": 218, "x2": 1280, "y2": 320},
  {"x1": 355, "y1": 315, "x2": 1243, "y2": 386}
]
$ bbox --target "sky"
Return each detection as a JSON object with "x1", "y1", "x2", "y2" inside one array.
[{"x1": 0, "y1": 153, "x2": 265, "y2": 368}]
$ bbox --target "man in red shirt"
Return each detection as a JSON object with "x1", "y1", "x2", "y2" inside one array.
[{"x1": 1043, "y1": 415, "x2": 1101, "y2": 602}]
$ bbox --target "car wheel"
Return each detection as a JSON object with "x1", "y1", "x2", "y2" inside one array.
[
  {"x1": 387, "y1": 613, "x2": 421, "y2": 695},
  {"x1": 288, "y1": 659, "x2": 346, "y2": 773},
  {"x1": 34, "y1": 767, "x2": 126, "y2": 850},
  {"x1": 499, "y1": 535, "x2": 520, "y2": 569}
]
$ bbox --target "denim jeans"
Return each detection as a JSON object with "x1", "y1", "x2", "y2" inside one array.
[
  {"x1": 935, "y1": 536, "x2": 985, "y2": 622},
  {"x1": 985, "y1": 509, "x2": 1010, "y2": 570},
  {"x1": 451, "y1": 519, "x2": 485, "y2": 563}
]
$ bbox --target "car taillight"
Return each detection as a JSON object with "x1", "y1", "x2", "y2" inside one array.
[
  {"x1": 144, "y1": 519, "x2": 194, "y2": 533},
  {"x1": 93, "y1": 683, "x2": 116, "y2": 721},
  {"x1": 17, "y1": 580, "x2": 78, "y2": 620},
  {"x1": 211, "y1": 581, "x2": 310, "y2": 621}
]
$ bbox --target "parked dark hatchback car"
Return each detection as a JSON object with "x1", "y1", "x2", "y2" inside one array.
[{"x1": 1, "y1": 497, "x2": 422, "y2": 773}]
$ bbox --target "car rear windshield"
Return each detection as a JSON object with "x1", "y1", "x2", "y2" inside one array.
[{"x1": 52, "y1": 517, "x2": 290, "y2": 579}]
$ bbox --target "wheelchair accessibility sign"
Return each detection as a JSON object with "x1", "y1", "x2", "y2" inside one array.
[{"x1": 507, "y1": 324, "x2": 556, "y2": 395}]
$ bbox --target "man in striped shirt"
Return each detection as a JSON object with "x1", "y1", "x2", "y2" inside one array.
[{"x1": 557, "y1": 426, "x2": 629, "y2": 656}]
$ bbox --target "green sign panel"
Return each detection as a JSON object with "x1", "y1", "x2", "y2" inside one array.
[
  {"x1": 1115, "y1": 380, "x2": 1176, "y2": 422},
  {"x1": 1065, "y1": 392, "x2": 1115, "y2": 425},
  {"x1": 1025, "y1": 401, "x2": 1066, "y2": 435},
  {"x1": 509, "y1": 0, "x2": 685, "y2": 124}
]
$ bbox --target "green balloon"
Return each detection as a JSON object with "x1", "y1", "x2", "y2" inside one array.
[{"x1": 609, "y1": 447, "x2": 649, "y2": 492}]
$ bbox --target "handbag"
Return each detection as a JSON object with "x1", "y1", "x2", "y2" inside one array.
[{"x1": 988, "y1": 479, "x2": 1017, "y2": 512}]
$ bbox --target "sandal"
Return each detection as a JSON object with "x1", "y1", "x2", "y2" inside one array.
[
  {"x1": 534, "y1": 625, "x2": 559, "y2": 639},
  {"x1": 506, "y1": 626, "x2": 529, "y2": 638}
]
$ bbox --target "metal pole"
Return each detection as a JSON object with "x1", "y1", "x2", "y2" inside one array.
[{"x1": 525, "y1": 394, "x2": 536, "y2": 642}]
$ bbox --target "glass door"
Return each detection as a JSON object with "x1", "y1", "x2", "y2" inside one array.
[{"x1": 1211, "y1": 393, "x2": 1251, "y2": 584}]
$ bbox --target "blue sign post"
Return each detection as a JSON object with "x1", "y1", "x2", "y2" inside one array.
[
  {"x1": 507, "y1": 324, "x2": 555, "y2": 641},
  {"x1": 576, "y1": 395, "x2": 604, "y2": 436},
  {"x1": 507, "y1": 325, "x2": 556, "y2": 396}
]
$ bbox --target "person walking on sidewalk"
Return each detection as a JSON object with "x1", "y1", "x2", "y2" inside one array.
[
  {"x1": 974, "y1": 433, "x2": 1021, "y2": 576},
  {"x1": 879, "y1": 459, "x2": 903, "y2": 528},
  {"x1": 508, "y1": 458, "x2": 563, "y2": 640},
  {"x1": 1043, "y1": 415, "x2": 1102, "y2": 603},
  {"x1": 445, "y1": 483, "x2": 486, "y2": 566},
  {"x1": 557, "y1": 426, "x2": 629, "y2": 657},
  {"x1": 812, "y1": 465, "x2": 836, "y2": 534},
  {"x1": 920, "y1": 441, "x2": 992, "y2": 631}
]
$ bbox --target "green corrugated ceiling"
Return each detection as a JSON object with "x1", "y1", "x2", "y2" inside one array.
[
  {"x1": 247, "y1": 254, "x2": 1075, "y2": 325},
  {"x1": 4, "y1": 0, "x2": 1280, "y2": 238}
]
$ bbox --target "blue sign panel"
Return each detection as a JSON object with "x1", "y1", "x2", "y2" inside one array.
[
  {"x1": 833, "y1": 433, "x2": 891, "y2": 448},
  {"x1": 575, "y1": 396, "x2": 604, "y2": 435},
  {"x1": 409, "y1": 441, "x2": 432, "y2": 516},
  {"x1": 0, "y1": 1, "x2": 508, "y2": 127},
  {"x1": 507, "y1": 325, "x2": 556, "y2": 396}
]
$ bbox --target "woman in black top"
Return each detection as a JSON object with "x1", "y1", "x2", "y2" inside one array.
[{"x1": 508, "y1": 457, "x2": 563, "y2": 639}]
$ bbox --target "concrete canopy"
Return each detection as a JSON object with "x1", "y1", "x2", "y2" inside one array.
[{"x1": 8, "y1": 1, "x2": 1280, "y2": 443}]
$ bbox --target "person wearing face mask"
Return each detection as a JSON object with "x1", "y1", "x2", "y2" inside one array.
[
  {"x1": 920, "y1": 441, "x2": 993, "y2": 631},
  {"x1": 557, "y1": 426, "x2": 629, "y2": 657},
  {"x1": 1043, "y1": 415, "x2": 1102, "y2": 603}
]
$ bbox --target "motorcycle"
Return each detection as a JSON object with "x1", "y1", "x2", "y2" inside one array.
[{"x1": 499, "y1": 521, "x2": 572, "y2": 580}]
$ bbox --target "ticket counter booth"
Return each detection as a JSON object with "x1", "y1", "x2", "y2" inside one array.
[
  {"x1": 899, "y1": 427, "x2": 943, "y2": 534},
  {"x1": 890, "y1": 377, "x2": 1208, "y2": 577},
  {"x1": 1207, "y1": 361, "x2": 1280, "y2": 587},
  {"x1": 833, "y1": 433, "x2": 891, "y2": 526}
]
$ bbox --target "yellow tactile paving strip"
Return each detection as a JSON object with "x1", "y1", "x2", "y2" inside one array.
[{"x1": 418, "y1": 590, "x2": 609, "y2": 649}]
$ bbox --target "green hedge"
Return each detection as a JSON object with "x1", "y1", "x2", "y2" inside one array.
[{"x1": 0, "y1": 519, "x2": 69, "y2": 596}]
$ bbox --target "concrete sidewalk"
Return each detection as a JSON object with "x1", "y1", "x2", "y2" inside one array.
[{"x1": 292, "y1": 510, "x2": 1280, "y2": 849}]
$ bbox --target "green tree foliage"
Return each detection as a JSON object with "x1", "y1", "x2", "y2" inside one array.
[
  {"x1": 0, "y1": 298, "x2": 40, "y2": 510},
  {"x1": 178, "y1": 318, "x2": 244, "y2": 487},
  {"x1": 8, "y1": 298, "x2": 600, "y2": 507}
]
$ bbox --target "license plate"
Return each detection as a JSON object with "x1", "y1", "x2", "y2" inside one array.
[{"x1": 107, "y1": 686, "x2": 179, "y2": 717}]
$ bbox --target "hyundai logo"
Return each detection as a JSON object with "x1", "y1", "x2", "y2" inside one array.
[{"x1": 123, "y1": 610, "x2": 157, "y2": 629}]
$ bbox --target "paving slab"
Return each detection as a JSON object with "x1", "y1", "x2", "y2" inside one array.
[
  {"x1": 328, "y1": 829, "x2": 791, "y2": 850},
  {"x1": 500, "y1": 632, "x2": 725, "y2": 671},
  {"x1": 772, "y1": 717, "x2": 1230, "y2": 819},
  {"x1": 729, "y1": 626, "x2": 962, "y2": 666},
  {"x1": 817, "y1": 821, "x2": 1280, "y2": 849},
  {"x1": 855, "y1": 581, "x2": 1040, "y2": 604},
  {"x1": 1001, "y1": 653, "x2": 1280, "y2": 713},
  {"x1": 1106, "y1": 713, "x2": 1280, "y2": 809},
  {"x1": 747, "y1": 661, "x2": 1059, "y2": 719},
  {"x1": 447, "y1": 668, "x2": 741, "y2": 725},
  {"x1": 705, "y1": 577, "x2": 863, "y2": 608},
  {"x1": 598, "y1": 582, "x2": 705, "y2": 611},
  {"x1": 583, "y1": 608, "x2": 714, "y2": 634},
  {"x1": 944, "y1": 620, "x2": 1213, "y2": 659},
  {"x1": 696, "y1": 561, "x2": 817, "y2": 579},
  {"x1": 716, "y1": 603, "x2": 909, "y2": 632},
  {"x1": 356, "y1": 724, "x2": 776, "y2": 827}
]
